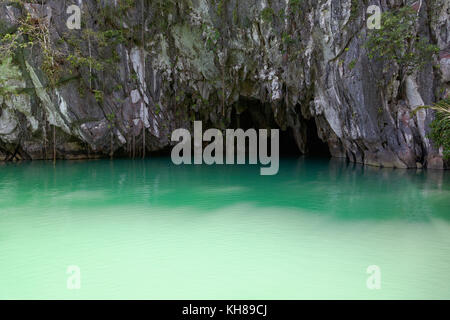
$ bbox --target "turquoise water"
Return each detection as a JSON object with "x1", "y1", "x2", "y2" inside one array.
[{"x1": 0, "y1": 157, "x2": 449, "y2": 299}]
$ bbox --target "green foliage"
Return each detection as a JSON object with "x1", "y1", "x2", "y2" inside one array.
[
  {"x1": 0, "y1": 0, "x2": 134, "y2": 94},
  {"x1": 350, "y1": 0, "x2": 360, "y2": 20},
  {"x1": 348, "y1": 59, "x2": 357, "y2": 70},
  {"x1": 146, "y1": 0, "x2": 192, "y2": 32},
  {"x1": 113, "y1": 84, "x2": 123, "y2": 92},
  {"x1": 0, "y1": 56, "x2": 22, "y2": 96},
  {"x1": 93, "y1": 89, "x2": 104, "y2": 103},
  {"x1": 261, "y1": 7, "x2": 275, "y2": 23},
  {"x1": 100, "y1": 29, "x2": 126, "y2": 46},
  {"x1": 0, "y1": 13, "x2": 64, "y2": 85},
  {"x1": 216, "y1": 0, "x2": 225, "y2": 18},
  {"x1": 118, "y1": 0, "x2": 135, "y2": 12},
  {"x1": 67, "y1": 54, "x2": 102, "y2": 72},
  {"x1": 415, "y1": 99, "x2": 450, "y2": 160},
  {"x1": 282, "y1": 32, "x2": 294, "y2": 45},
  {"x1": 130, "y1": 72, "x2": 138, "y2": 82},
  {"x1": 365, "y1": 7, "x2": 439, "y2": 74},
  {"x1": 289, "y1": 0, "x2": 302, "y2": 14},
  {"x1": 203, "y1": 23, "x2": 221, "y2": 53},
  {"x1": 106, "y1": 112, "x2": 115, "y2": 129},
  {"x1": 98, "y1": 0, "x2": 134, "y2": 25}
]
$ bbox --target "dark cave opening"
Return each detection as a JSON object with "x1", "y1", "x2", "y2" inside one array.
[
  {"x1": 115, "y1": 98, "x2": 331, "y2": 161},
  {"x1": 304, "y1": 117, "x2": 331, "y2": 157},
  {"x1": 230, "y1": 98, "x2": 330, "y2": 158},
  {"x1": 230, "y1": 98, "x2": 300, "y2": 156},
  {"x1": 279, "y1": 127, "x2": 302, "y2": 156}
]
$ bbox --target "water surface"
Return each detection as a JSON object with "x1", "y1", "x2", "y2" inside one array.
[{"x1": 0, "y1": 158, "x2": 449, "y2": 299}]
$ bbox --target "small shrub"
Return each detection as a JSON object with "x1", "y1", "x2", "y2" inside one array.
[
  {"x1": 261, "y1": 7, "x2": 275, "y2": 23},
  {"x1": 365, "y1": 7, "x2": 439, "y2": 74},
  {"x1": 415, "y1": 99, "x2": 450, "y2": 160}
]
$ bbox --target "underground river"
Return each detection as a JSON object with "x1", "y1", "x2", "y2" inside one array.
[{"x1": 0, "y1": 157, "x2": 449, "y2": 299}]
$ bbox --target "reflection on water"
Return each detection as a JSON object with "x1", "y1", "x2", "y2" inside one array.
[
  {"x1": 1, "y1": 157, "x2": 448, "y2": 220},
  {"x1": 0, "y1": 157, "x2": 449, "y2": 299}
]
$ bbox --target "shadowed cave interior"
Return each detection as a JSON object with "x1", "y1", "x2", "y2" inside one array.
[
  {"x1": 230, "y1": 98, "x2": 331, "y2": 157},
  {"x1": 109, "y1": 98, "x2": 332, "y2": 159}
]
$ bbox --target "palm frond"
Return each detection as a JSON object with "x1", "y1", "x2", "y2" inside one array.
[{"x1": 413, "y1": 98, "x2": 450, "y2": 121}]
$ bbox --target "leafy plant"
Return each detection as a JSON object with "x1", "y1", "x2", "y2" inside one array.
[
  {"x1": 0, "y1": 56, "x2": 22, "y2": 96},
  {"x1": 0, "y1": 13, "x2": 63, "y2": 86},
  {"x1": 282, "y1": 32, "x2": 294, "y2": 45},
  {"x1": 93, "y1": 89, "x2": 104, "y2": 103},
  {"x1": 261, "y1": 7, "x2": 275, "y2": 23},
  {"x1": 106, "y1": 112, "x2": 115, "y2": 129},
  {"x1": 348, "y1": 59, "x2": 357, "y2": 70},
  {"x1": 289, "y1": 0, "x2": 302, "y2": 14},
  {"x1": 365, "y1": 7, "x2": 439, "y2": 74},
  {"x1": 155, "y1": 103, "x2": 161, "y2": 115},
  {"x1": 415, "y1": 99, "x2": 450, "y2": 160},
  {"x1": 350, "y1": 0, "x2": 360, "y2": 21}
]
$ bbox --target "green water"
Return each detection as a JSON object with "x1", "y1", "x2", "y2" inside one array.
[{"x1": 0, "y1": 158, "x2": 449, "y2": 299}]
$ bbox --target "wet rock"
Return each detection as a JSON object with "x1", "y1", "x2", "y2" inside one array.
[{"x1": 0, "y1": 0, "x2": 448, "y2": 169}]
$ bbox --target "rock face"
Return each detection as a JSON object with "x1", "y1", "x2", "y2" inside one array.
[{"x1": 0, "y1": 0, "x2": 449, "y2": 168}]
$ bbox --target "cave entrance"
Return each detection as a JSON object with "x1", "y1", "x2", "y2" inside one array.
[
  {"x1": 230, "y1": 98, "x2": 297, "y2": 157},
  {"x1": 230, "y1": 98, "x2": 330, "y2": 157},
  {"x1": 304, "y1": 118, "x2": 331, "y2": 157},
  {"x1": 279, "y1": 127, "x2": 302, "y2": 156}
]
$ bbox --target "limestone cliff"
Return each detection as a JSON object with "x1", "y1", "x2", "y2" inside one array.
[{"x1": 0, "y1": 0, "x2": 449, "y2": 168}]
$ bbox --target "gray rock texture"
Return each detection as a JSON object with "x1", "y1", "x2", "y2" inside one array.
[{"x1": 0, "y1": 0, "x2": 449, "y2": 168}]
